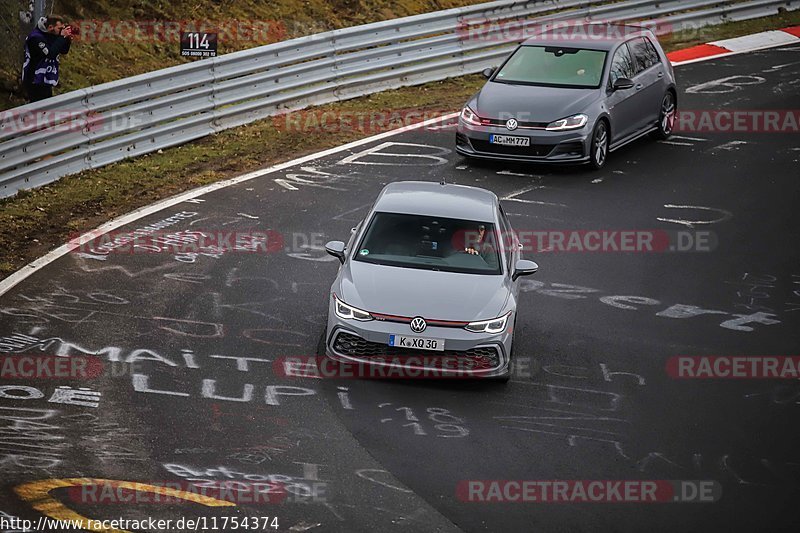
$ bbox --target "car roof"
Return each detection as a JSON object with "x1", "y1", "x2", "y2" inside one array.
[
  {"x1": 373, "y1": 181, "x2": 498, "y2": 223},
  {"x1": 520, "y1": 23, "x2": 653, "y2": 51}
]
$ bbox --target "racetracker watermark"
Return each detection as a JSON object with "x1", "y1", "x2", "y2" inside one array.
[
  {"x1": 456, "y1": 18, "x2": 672, "y2": 43},
  {"x1": 274, "y1": 356, "x2": 533, "y2": 379},
  {"x1": 70, "y1": 229, "x2": 286, "y2": 258},
  {"x1": 66, "y1": 480, "x2": 305, "y2": 505},
  {"x1": 457, "y1": 480, "x2": 721, "y2": 503},
  {"x1": 667, "y1": 356, "x2": 800, "y2": 379},
  {"x1": 0, "y1": 109, "x2": 104, "y2": 134},
  {"x1": 273, "y1": 109, "x2": 798, "y2": 136},
  {"x1": 459, "y1": 230, "x2": 716, "y2": 253},
  {"x1": 69, "y1": 20, "x2": 287, "y2": 43},
  {"x1": 274, "y1": 109, "x2": 454, "y2": 134},
  {"x1": 676, "y1": 110, "x2": 800, "y2": 133},
  {"x1": 0, "y1": 356, "x2": 149, "y2": 380},
  {"x1": 0, "y1": 355, "x2": 101, "y2": 379}
]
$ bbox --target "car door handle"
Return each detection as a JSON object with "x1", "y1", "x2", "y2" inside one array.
[
  {"x1": 657, "y1": 71, "x2": 664, "y2": 78},
  {"x1": 635, "y1": 83, "x2": 643, "y2": 90}
]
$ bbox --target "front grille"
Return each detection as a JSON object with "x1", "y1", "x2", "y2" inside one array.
[
  {"x1": 483, "y1": 118, "x2": 549, "y2": 129},
  {"x1": 333, "y1": 332, "x2": 500, "y2": 370},
  {"x1": 470, "y1": 139, "x2": 555, "y2": 157}
]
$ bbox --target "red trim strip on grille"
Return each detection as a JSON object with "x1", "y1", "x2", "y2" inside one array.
[{"x1": 371, "y1": 313, "x2": 469, "y2": 328}]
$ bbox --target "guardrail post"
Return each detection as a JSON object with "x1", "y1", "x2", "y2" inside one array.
[
  {"x1": 331, "y1": 34, "x2": 343, "y2": 101},
  {"x1": 210, "y1": 57, "x2": 221, "y2": 133},
  {"x1": 80, "y1": 89, "x2": 94, "y2": 169},
  {"x1": 456, "y1": 13, "x2": 469, "y2": 76}
]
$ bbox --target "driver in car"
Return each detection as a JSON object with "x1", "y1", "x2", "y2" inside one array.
[{"x1": 464, "y1": 224, "x2": 499, "y2": 268}]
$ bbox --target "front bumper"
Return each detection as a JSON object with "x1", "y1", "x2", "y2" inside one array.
[
  {"x1": 456, "y1": 120, "x2": 591, "y2": 163},
  {"x1": 325, "y1": 310, "x2": 512, "y2": 379}
]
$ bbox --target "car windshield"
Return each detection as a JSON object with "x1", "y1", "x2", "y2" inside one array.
[
  {"x1": 354, "y1": 212, "x2": 502, "y2": 275},
  {"x1": 494, "y1": 45, "x2": 607, "y2": 88}
]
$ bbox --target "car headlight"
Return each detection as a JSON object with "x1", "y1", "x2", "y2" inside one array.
[
  {"x1": 333, "y1": 294, "x2": 373, "y2": 321},
  {"x1": 465, "y1": 311, "x2": 512, "y2": 334},
  {"x1": 545, "y1": 114, "x2": 588, "y2": 131},
  {"x1": 460, "y1": 106, "x2": 483, "y2": 126}
]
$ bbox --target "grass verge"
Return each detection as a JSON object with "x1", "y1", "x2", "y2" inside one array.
[{"x1": 1, "y1": 11, "x2": 799, "y2": 280}]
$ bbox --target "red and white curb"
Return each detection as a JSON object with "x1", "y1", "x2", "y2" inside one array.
[
  {"x1": 667, "y1": 25, "x2": 800, "y2": 64},
  {"x1": 1, "y1": 25, "x2": 799, "y2": 296}
]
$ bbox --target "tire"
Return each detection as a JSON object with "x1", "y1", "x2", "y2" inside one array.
[
  {"x1": 589, "y1": 119, "x2": 609, "y2": 170},
  {"x1": 652, "y1": 91, "x2": 676, "y2": 140}
]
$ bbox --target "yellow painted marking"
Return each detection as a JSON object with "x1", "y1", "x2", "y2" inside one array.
[{"x1": 14, "y1": 478, "x2": 236, "y2": 532}]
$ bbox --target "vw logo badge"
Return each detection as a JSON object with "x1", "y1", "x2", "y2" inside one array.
[
  {"x1": 410, "y1": 317, "x2": 427, "y2": 333},
  {"x1": 505, "y1": 118, "x2": 518, "y2": 131}
]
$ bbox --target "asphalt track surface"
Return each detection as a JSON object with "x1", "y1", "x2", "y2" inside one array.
[{"x1": 1, "y1": 45, "x2": 799, "y2": 532}]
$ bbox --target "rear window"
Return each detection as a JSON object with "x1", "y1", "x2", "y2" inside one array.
[{"x1": 494, "y1": 46, "x2": 607, "y2": 88}]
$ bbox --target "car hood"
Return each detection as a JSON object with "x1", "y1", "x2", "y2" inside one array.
[
  {"x1": 339, "y1": 261, "x2": 510, "y2": 321},
  {"x1": 471, "y1": 82, "x2": 600, "y2": 123}
]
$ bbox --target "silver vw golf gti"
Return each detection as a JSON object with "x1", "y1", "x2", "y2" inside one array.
[{"x1": 323, "y1": 181, "x2": 539, "y2": 381}]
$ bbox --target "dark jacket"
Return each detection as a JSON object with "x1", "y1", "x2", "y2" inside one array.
[{"x1": 22, "y1": 28, "x2": 71, "y2": 87}]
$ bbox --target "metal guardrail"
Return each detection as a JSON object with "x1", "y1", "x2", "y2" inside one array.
[{"x1": 1, "y1": 0, "x2": 797, "y2": 198}]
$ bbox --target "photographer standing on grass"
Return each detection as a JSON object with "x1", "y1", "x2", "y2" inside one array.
[{"x1": 22, "y1": 16, "x2": 73, "y2": 102}]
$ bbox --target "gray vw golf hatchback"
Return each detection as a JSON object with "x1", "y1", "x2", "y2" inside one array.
[
  {"x1": 323, "y1": 181, "x2": 539, "y2": 381},
  {"x1": 456, "y1": 23, "x2": 677, "y2": 169}
]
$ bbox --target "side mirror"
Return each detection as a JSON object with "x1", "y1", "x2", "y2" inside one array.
[
  {"x1": 512, "y1": 259, "x2": 538, "y2": 281},
  {"x1": 325, "y1": 240, "x2": 346, "y2": 264},
  {"x1": 482, "y1": 67, "x2": 496, "y2": 79},
  {"x1": 612, "y1": 77, "x2": 635, "y2": 91}
]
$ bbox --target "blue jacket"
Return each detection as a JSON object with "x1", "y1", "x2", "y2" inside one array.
[{"x1": 23, "y1": 27, "x2": 71, "y2": 87}]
